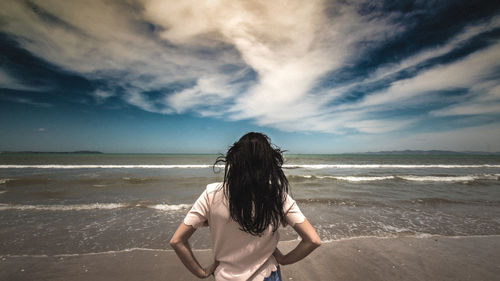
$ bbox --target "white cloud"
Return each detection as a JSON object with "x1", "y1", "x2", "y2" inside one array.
[
  {"x1": 167, "y1": 73, "x2": 245, "y2": 113},
  {"x1": 111, "y1": 0, "x2": 405, "y2": 131},
  {"x1": 345, "y1": 119, "x2": 415, "y2": 134},
  {"x1": 350, "y1": 42, "x2": 500, "y2": 109},
  {"x1": 143, "y1": 0, "x2": 336, "y2": 122},
  {"x1": 227, "y1": 2, "x2": 401, "y2": 128},
  {"x1": 430, "y1": 78, "x2": 500, "y2": 117},
  {"x1": 0, "y1": 0, "x2": 243, "y2": 98},
  {"x1": 122, "y1": 90, "x2": 173, "y2": 114},
  {"x1": 92, "y1": 90, "x2": 114, "y2": 103},
  {"x1": 0, "y1": 68, "x2": 40, "y2": 91},
  {"x1": 361, "y1": 15, "x2": 500, "y2": 85},
  {"x1": 0, "y1": 95, "x2": 53, "y2": 107},
  {"x1": 432, "y1": 103, "x2": 500, "y2": 116},
  {"x1": 1, "y1": 0, "x2": 499, "y2": 140}
]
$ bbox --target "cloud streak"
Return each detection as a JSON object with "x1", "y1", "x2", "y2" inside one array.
[{"x1": 0, "y1": 68, "x2": 42, "y2": 91}]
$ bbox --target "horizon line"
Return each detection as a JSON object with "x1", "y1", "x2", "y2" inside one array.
[{"x1": 1, "y1": 150, "x2": 500, "y2": 155}]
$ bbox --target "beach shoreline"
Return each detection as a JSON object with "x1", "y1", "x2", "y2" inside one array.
[{"x1": 2, "y1": 235, "x2": 499, "y2": 281}]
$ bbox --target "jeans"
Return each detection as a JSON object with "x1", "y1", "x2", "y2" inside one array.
[{"x1": 263, "y1": 266, "x2": 282, "y2": 281}]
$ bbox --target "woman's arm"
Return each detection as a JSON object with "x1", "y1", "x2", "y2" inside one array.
[
  {"x1": 170, "y1": 222, "x2": 219, "y2": 278},
  {"x1": 273, "y1": 218, "x2": 321, "y2": 265}
]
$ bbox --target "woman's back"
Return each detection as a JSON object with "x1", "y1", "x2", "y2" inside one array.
[{"x1": 184, "y1": 182, "x2": 305, "y2": 280}]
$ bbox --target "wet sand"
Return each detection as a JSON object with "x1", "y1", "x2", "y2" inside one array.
[{"x1": 1, "y1": 235, "x2": 499, "y2": 281}]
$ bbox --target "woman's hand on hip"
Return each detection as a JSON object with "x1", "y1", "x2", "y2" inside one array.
[
  {"x1": 273, "y1": 248, "x2": 285, "y2": 265},
  {"x1": 203, "y1": 260, "x2": 219, "y2": 278}
]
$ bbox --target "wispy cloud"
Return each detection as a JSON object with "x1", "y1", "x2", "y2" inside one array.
[
  {"x1": 91, "y1": 90, "x2": 115, "y2": 103},
  {"x1": 344, "y1": 119, "x2": 416, "y2": 134},
  {"x1": 357, "y1": 43, "x2": 500, "y2": 108},
  {"x1": 0, "y1": 68, "x2": 41, "y2": 91},
  {"x1": 0, "y1": 94, "x2": 53, "y2": 108}
]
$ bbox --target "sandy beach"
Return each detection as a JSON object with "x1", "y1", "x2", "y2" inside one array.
[{"x1": 2, "y1": 235, "x2": 499, "y2": 281}]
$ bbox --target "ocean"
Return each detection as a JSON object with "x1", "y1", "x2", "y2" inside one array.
[{"x1": 1, "y1": 153, "x2": 500, "y2": 256}]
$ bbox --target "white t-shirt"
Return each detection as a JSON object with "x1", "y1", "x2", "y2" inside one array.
[{"x1": 183, "y1": 182, "x2": 306, "y2": 281}]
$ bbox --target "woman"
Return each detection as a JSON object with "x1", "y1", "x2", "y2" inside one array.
[{"x1": 170, "y1": 132, "x2": 321, "y2": 280}]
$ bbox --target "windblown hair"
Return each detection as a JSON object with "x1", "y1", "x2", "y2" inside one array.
[{"x1": 215, "y1": 132, "x2": 289, "y2": 236}]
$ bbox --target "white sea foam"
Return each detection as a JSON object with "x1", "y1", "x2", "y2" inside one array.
[
  {"x1": 0, "y1": 164, "x2": 217, "y2": 169},
  {"x1": 3, "y1": 247, "x2": 214, "y2": 258},
  {"x1": 0, "y1": 202, "x2": 192, "y2": 212},
  {"x1": 378, "y1": 223, "x2": 412, "y2": 233},
  {"x1": 0, "y1": 190, "x2": 6, "y2": 195},
  {"x1": 0, "y1": 203, "x2": 127, "y2": 211},
  {"x1": 414, "y1": 233, "x2": 434, "y2": 238},
  {"x1": 283, "y1": 164, "x2": 500, "y2": 169},
  {"x1": 296, "y1": 175, "x2": 395, "y2": 181},
  {"x1": 1, "y1": 164, "x2": 499, "y2": 169},
  {"x1": 0, "y1": 178, "x2": 11, "y2": 184},
  {"x1": 295, "y1": 174, "x2": 498, "y2": 182},
  {"x1": 151, "y1": 203, "x2": 191, "y2": 211},
  {"x1": 400, "y1": 175, "x2": 480, "y2": 182},
  {"x1": 328, "y1": 176, "x2": 395, "y2": 182}
]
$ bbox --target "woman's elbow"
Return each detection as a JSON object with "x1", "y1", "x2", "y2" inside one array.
[
  {"x1": 169, "y1": 237, "x2": 183, "y2": 248},
  {"x1": 310, "y1": 237, "x2": 321, "y2": 248},
  {"x1": 306, "y1": 234, "x2": 321, "y2": 248},
  {"x1": 302, "y1": 237, "x2": 321, "y2": 249}
]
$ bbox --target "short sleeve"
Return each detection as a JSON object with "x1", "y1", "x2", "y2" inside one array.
[
  {"x1": 284, "y1": 194, "x2": 306, "y2": 227},
  {"x1": 183, "y1": 189, "x2": 210, "y2": 229}
]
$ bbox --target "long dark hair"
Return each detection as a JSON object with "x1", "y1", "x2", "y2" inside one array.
[{"x1": 214, "y1": 132, "x2": 289, "y2": 236}]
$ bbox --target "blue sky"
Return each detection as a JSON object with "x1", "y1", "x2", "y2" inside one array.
[{"x1": 1, "y1": 0, "x2": 499, "y2": 153}]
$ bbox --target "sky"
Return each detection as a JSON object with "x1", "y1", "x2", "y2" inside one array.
[{"x1": 0, "y1": 0, "x2": 499, "y2": 153}]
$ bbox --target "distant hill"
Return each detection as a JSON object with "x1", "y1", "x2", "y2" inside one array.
[
  {"x1": 354, "y1": 150, "x2": 500, "y2": 155},
  {"x1": 0, "y1": 151, "x2": 103, "y2": 154}
]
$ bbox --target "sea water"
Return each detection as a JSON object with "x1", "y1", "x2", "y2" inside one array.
[{"x1": 1, "y1": 153, "x2": 499, "y2": 255}]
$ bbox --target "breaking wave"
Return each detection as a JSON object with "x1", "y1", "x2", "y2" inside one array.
[
  {"x1": 290, "y1": 174, "x2": 499, "y2": 182},
  {"x1": 283, "y1": 164, "x2": 500, "y2": 169},
  {"x1": 0, "y1": 178, "x2": 11, "y2": 184},
  {"x1": 0, "y1": 164, "x2": 215, "y2": 169},
  {"x1": 0, "y1": 203, "x2": 191, "y2": 211}
]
